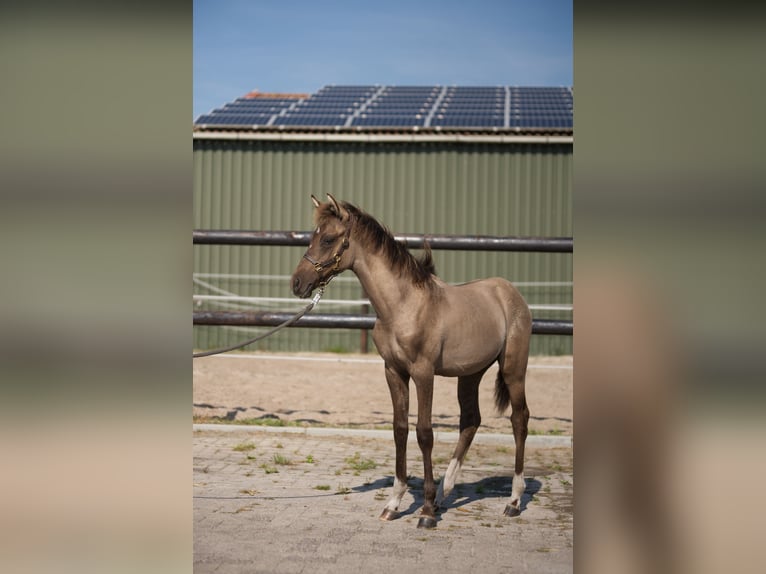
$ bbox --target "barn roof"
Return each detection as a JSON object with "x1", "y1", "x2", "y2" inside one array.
[{"x1": 194, "y1": 85, "x2": 573, "y2": 136}]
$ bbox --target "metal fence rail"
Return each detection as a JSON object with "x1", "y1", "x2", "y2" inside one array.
[
  {"x1": 193, "y1": 311, "x2": 573, "y2": 336},
  {"x1": 193, "y1": 230, "x2": 573, "y2": 253}
]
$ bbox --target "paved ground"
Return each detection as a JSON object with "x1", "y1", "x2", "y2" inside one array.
[{"x1": 193, "y1": 426, "x2": 573, "y2": 573}]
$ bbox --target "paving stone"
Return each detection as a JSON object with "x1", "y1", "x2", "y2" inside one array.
[{"x1": 194, "y1": 427, "x2": 572, "y2": 573}]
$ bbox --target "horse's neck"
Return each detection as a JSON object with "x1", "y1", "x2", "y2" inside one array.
[{"x1": 351, "y1": 250, "x2": 420, "y2": 323}]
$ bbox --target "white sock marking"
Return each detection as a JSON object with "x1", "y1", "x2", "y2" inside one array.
[
  {"x1": 384, "y1": 477, "x2": 408, "y2": 512},
  {"x1": 509, "y1": 471, "x2": 525, "y2": 507},
  {"x1": 436, "y1": 458, "x2": 462, "y2": 506}
]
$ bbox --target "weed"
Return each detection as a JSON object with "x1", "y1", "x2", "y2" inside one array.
[
  {"x1": 273, "y1": 454, "x2": 291, "y2": 466},
  {"x1": 335, "y1": 484, "x2": 351, "y2": 495},
  {"x1": 261, "y1": 463, "x2": 278, "y2": 474},
  {"x1": 194, "y1": 415, "x2": 298, "y2": 428},
  {"x1": 345, "y1": 452, "x2": 377, "y2": 471},
  {"x1": 324, "y1": 346, "x2": 348, "y2": 354},
  {"x1": 314, "y1": 485, "x2": 331, "y2": 491},
  {"x1": 305, "y1": 455, "x2": 315, "y2": 464},
  {"x1": 233, "y1": 442, "x2": 256, "y2": 452}
]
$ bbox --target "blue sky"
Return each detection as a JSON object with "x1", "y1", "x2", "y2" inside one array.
[{"x1": 193, "y1": 0, "x2": 572, "y2": 119}]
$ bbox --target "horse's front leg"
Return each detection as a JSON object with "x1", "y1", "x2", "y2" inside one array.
[
  {"x1": 414, "y1": 374, "x2": 437, "y2": 528},
  {"x1": 380, "y1": 365, "x2": 410, "y2": 521}
]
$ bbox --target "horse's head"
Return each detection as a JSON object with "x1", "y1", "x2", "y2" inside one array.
[{"x1": 291, "y1": 194, "x2": 355, "y2": 298}]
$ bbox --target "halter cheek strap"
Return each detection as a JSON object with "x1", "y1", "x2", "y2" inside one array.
[{"x1": 302, "y1": 216, "x2": 353, "y2": 277}]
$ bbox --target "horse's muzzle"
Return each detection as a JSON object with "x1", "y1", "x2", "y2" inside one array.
[{"x1": 291, "y1": 273, "x2": 315, "y2": 299}]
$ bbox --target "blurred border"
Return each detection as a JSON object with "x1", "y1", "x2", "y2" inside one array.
[
  {"x1": 0, "y1": 2, "x2": 190, "y2": 573},
  {"x1": 575, "y1": 4, "x2": 766, "y2": 573}
]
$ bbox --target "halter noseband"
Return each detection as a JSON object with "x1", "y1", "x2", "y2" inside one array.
[{"x1": 302, "y1": 216, "x2": 353, "y2": 279}]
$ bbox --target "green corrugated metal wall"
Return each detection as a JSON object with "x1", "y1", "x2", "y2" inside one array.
[{"x1": 193, "y1": 138, "x2": 572, "y2": 355}]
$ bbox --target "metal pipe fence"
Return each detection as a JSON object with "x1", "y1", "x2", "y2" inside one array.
[
  {"x1": 193, "y1": 230, "x2": 573, "y2": 338},
  {"x1": 193, "y1": 311, "x2": 572, "y2": 336},
  {"x1": 193, "y1": 230, "x2": 573, "y2": 253}
]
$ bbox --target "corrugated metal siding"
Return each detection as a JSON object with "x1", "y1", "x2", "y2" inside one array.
[{"x1": 194, "y1": 139, "x2": 572, "y2": 355}]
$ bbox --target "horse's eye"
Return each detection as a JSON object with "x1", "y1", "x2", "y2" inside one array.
[{"x1": 320, "y1": 235, "x2": 336, "y2": 247}]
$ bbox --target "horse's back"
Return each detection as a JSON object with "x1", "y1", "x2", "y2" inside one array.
[{"x1": 447, "y1": 276, "x2": 530, "y2": 324}]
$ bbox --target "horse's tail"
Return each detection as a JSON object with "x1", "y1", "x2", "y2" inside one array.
[{"x1": 494, "y1": 369, "x2": 511, "y2": 414}]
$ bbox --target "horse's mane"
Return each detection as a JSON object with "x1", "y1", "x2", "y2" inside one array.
[{"x1": 317, "y1": 201, "x2": 436, "y2": 287}]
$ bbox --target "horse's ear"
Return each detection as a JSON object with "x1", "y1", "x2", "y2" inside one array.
[
  {"x1": 311, "y1": 195, "x2": 321, "y2": 209},
  {"x1": 327, "y1": 193, "x2": 348, "y2": 221}
]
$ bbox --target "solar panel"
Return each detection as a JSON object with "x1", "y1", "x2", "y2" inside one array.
[{"x1": 194, "y1": 85, "x2": 573, "y2": 130}]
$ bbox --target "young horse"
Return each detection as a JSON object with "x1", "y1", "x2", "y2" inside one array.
[{"x1": 291, "y1": 194, "x2": 532, "y2": 529}]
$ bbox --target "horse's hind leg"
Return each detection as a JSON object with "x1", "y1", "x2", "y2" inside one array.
[
  {"x1": 435, "y1": 370, "x2": 486, "y2": 510},
  {"x1": 497, "y1": 331, "x2": 531, "y2": 517},
  {"x1": 380, "y1": 365, "x2": 410, "y2": 521}
]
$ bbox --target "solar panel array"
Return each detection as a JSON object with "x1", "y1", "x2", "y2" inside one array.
[{"x1": 195, "y1": 85, "x2": 573, "y2": 130}]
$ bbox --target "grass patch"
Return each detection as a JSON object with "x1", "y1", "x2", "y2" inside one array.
[
  {"x1": 304, "y1": 455, "x2": 315, "y2": 464},
  {"x1": 232, "y1": 442, "x2": 256, "y2": 452},
  {"x1": 314, "y1": 484, "x2": 331, "y2": 491},
  {"x1": 273, "y1": 454, "x2": 292, "y2": 466},
  {"x1": 324, "y1": 346, "x2": 349, "y2": 354},
  {"x1": 260, "y1": 463, "x2": 278, "y2": 474},
  {"x1": 345, "y1": 452, "x2": 377, "y2": 471},
  {"x1": 194, "y1": 415, "x2": 302, "y2": 428},
  {"x1": 194, "y1": 415, "x2": 394, "y2": 431}
]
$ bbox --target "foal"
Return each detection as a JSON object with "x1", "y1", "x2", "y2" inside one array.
[{"x1": 291, "y1": 194, "x2": 532, "y2": 528}]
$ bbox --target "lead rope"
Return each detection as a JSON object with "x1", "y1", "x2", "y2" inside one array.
[{"x1": 193, "y1": 284, "x2": 326, "y2": 358}]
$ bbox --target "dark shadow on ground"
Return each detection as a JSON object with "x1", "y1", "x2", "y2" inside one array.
[{"x1": 350, "y1": 473, "x2": 544, "y2": 521}]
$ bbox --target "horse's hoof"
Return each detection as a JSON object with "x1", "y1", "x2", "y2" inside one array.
[
  {"x1": 503, "y1": 504, "x2": 521, "y2": 517},
  {"x1": 417, "y1": 516, "x2": 437, "y2": 529},
  {"x1": 379, "y1": 508, "x2": 399, "y2": 521}
]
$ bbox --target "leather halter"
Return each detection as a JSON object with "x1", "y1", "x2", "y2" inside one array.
[{"x1": 302, "y1": 215, "x2": 353, "y2": 279}]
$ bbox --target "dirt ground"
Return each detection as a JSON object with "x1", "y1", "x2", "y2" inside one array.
[{"x1": 193, "y1": 352, "x2": 573, "y2": 436}]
